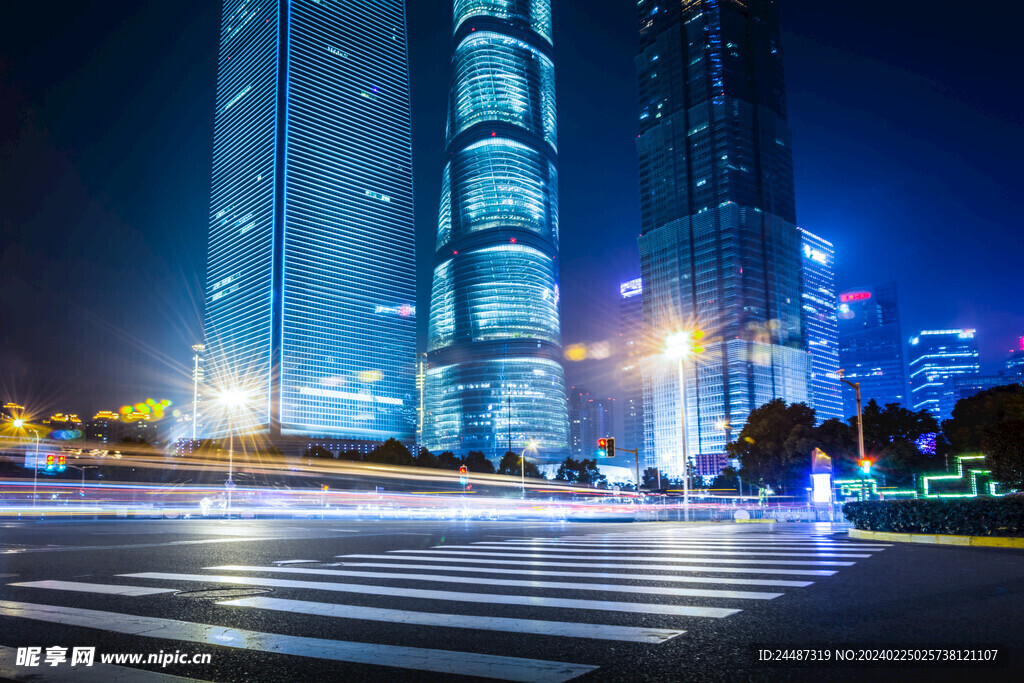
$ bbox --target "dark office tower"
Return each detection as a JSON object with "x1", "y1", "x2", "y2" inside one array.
[
  {"x1": 423, "y1": 0, "x2": 568, "y2": 460},
  {"x1": 909, "y1": 329, "x2": 980, "y2": 420},
  {"x1": 636, "y1": 0, "x2": 808, "y2": 478},
  {"x1": 1007, "y1": 335, "x2": 1024, "y2": 379},
  {"x1": 620, "y1": 278, "x2": 646, "y2": 461},
  {"x1": 837, "y1": 282, "x2": 907, "y2": 415},
  {"x1": 203, "y1": 0, "x2": 416, "y2": 441},
  {"x1": 799, "y1": 229, "x2": 842, "y2": 422}
]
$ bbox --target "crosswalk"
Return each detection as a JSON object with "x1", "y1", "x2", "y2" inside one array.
[{"x1": 0, "y1": 523, "x2": 889, "y2": 681}]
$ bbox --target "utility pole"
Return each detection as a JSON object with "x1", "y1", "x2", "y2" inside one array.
[{"x1": 838, "y1": 369, "x2": 866, "y2": 502}]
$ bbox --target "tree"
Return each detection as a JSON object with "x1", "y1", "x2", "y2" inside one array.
[
  {"x1": 982, "y1": 419, "x2": 1024, "y2": 490},
  {"x1": 338, "y1": 449, "x2": 362, "y2": 462},
  {"x1": 856, "y1": 400, "x2": 939, "y2": 486},
  {"x1": 708, "y1": 470, "x2": 738, "y2": 492},
  {"x1": 364, "y1": 438, "x2": 414, "y2": 466},
  {"x1": 555, "y1": 457, "x2": 607, "y2": 487},
  {"x1": 497, "y1": 451, "x2": 542, "y2": 478},
  {"x1": 415, "y1": 447, "x2": 437, "y2": 468},
  {"x1": 435, "y1": 451, "x2": 460, "y2": 469},
  {"x1": 642, "y1": 467, "x2": 663, "y2": 490},
  {"x1": 463, "y1": 450, "x2": 495, "y2": 474},
  {"x1": 943, "y1": 384, "x2": 1024, "y2": 454},
  {"x1": 813, "y1": 418, "x2": 857, "y2": 476},
  {"x1": 303, "y1": 445, "x2": 333, "y2": 459},
  {"x1": 725, "y1": 399, "x2": 817, "y2": 493}
]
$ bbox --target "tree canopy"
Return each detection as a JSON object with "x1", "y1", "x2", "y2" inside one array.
[
  {"x1": 463, "y1": 450, "x2": 495, "y2": 474},
  {"x1": 943, "y1": 384, "x2": 1024, "y2": 454},
  {"x1": 364, "y1": 438, "x2": 414, "y2": 466},
  {"x1": 555, "y1": 457, "x2": 607, "y2": 488},
  {"x1": 725, "y1": 399, "x2": 816, "y2": 493},
  {"x1": 497, "y1": 451, "x2": 542, "y2": 478}
]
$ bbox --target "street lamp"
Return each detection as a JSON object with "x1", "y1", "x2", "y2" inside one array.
[
  {"x1": 666, "y1": 330, "x2": 705, "y2": 521},
  {"x1": 218, "y1": 388, "x2": 248, "y2": 517},
  {"x1": 13, "y1": 418, "x2": 41, "y2": 508},
  {"x1": 838, "y1": 369, "x2": 867, "y2": 504},
  {"x1": 520, "y1": 440, "x2": 538, "y2": 500}
]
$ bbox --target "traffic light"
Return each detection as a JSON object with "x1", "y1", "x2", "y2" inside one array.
[
  {"x1": 859, "y1": 459, "x2": 872, "y2": 474},
  {"x1": 606, "y1": 437, "x2": 615, "y2": 457},
  {"x1": 459, "y1": 464, "x2": 468, "y2": 486},
  {"x1": 458, "y1": 465, "x2": 467, "y2": 475},
  {"x1": 56, "y1": 455, "x2": 66, "y2": 472},
  {"x1": 597, "y1": 438, "x2": 608, "y2": 457}
]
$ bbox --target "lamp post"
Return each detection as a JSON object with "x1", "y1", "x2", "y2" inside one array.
[
  {"x1": 838, "y1": 369, "x2": 866, "y2": 505},
  {"x1": 13, "y1": 419, "x2": 40, "y2": 508},
  {"x1": 218, "y1": 389, "x2": 247, "y2": 518},
  {"x1": 520, "y1": 441, "x2": 537, "y2": 500},
  {"x1": 666, "y1": 331, "x2": 705, "y2": 522}
]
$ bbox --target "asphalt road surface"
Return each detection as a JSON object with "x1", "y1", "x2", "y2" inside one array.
[{"x1": 0, "y1": 519, "x2": 1021, "y2": 681}]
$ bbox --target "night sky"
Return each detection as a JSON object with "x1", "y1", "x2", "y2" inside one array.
[{"x1": 2, "y1": 1, "x2": 1022, "y2": 421}]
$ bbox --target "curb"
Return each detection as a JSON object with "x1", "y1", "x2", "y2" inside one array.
[
  {"x1": 849, "y1": 528, "x2": 1024, "y2": 548},
  {"x1": 735, "y1": 518, "x2": 776, "y2": 524}
]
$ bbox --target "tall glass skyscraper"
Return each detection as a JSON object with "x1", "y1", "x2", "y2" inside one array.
[
  {"x1": 837, "y1": 282, "x2": 907, "y2": 415},
  {"x1": 203, "y1": 0, "x2": 416, "y2": 441},
  {"x1": 619, "y1": 278, "x2": 646, "y2": 462},
  {"x1": 636, "y1": 0, "x2": 809, "y2": 478},
  {"x1": 421, "y1": 2, "x2": 569, "y2": 462},
  {"x1": 422, "y1": 0, "x2": 568, "y2": 460},
  {"x1": 909, "y1": 329, "x2": 980, "y2": 420},
  {"x1": 799, "y1": 229, "x2": 842, "y2": 422}
]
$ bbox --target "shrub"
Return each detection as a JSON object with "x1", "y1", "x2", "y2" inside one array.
[{"x1": 843, "y1": 497, "x2": 1024, "y2": 537}]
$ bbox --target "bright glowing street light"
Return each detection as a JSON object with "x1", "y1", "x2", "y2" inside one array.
[{"x1": 664, "y1": 330, "x2": 705, "y2": 521}]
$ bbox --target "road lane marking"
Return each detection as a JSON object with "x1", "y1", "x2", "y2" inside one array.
[
  {"x1": 444, "y1": 545, "x2": 871, "y2": 558},
  {"x1": 337, "y1": 554, "x2": 837, "y2": 576},
  {"x1": 0, "y1": 644, "x2": 201, "y2": 682},
  {"x1": 0, "y1": 537, "x2": 282, "y2": 554},
  {"x1": 119, "y1": 573, "x2": 741, "y2": 618},
  {"x1": 499, "y1": 540, "x2": 889, "y2": 550},
  {"x1": 217, "y1": 596, "x2": 685, "y2": 643},
  {"x1": 7, "y1": 581, "x2": 178, "y2": 597},
  {"x1": 272, "y1": 560, "x2": 319, "y2": 565},
  {"x1": 0, "y1": 600, "x2": 594, "y2": 683},
  {"x1": 384, "y1": 549, "x2": 857, "y2": 566},
  {"x1": 335, "y1": 562, "x2": 812, "y2": 587},
  {"x1": 207, "y1": 565, "x2": 785, "y2": 599}
]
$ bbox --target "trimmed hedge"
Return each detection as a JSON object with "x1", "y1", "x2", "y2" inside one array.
[{"x1": 843, "y1": 497, "x2": 1024, "y2": 537}]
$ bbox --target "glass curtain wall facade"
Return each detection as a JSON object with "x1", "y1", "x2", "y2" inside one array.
[
  {"x1": 203, "y1": 0, "x2": 416, "y2": 441},
  {"x1": 837, "y1": 282, "x2": 907, "y2": 415},
  {"x1": 619, "y1": 278, "x2": 646, "y2": 462},
  {"x1": 636, "y1": 0, "x2": 809, "y2": 478},
  {"x1": 423, "y1": 0, "x2": 569, "y2": 460},
  {"x1": 909, "y1": 329, "x2": 980, "y2": 420},
  {"x1": 799, "y1": 229, "x2": 842, "y2": 422}
]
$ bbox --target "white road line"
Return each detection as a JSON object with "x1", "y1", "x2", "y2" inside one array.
[
  {"x1": 217, "y1": 596, "x2": 685, "y2": 644},
  {"x1": 337, "y1": 554, "x2": 837, "y2": 576},
  {"x1": 0, "y1": 600, "x2": 593, "y2": 683},
  {"x1": 437, "y1": 545, "x2": 871, "y2": 558},
  {"x1": 7, "y1": 581, "x2": 178, "y2": 597},
  {"x1": 120, "y1": 573, "x2": 740, "y2": 618},
  {"x1": 0, "y1": 644, "x2": 201, "y2": 682},
  {"x1": 335, "y1": 562, "x2": 813, "y2": 587},
  {"x1": 0, "y1": 537, "x2": 282, "y2": 555},
  {"x1": 207, "y1": 565, "x2": 784, "y2": 600},
  {"x1": 500, "y1": 540, "x2": 889, "y2": 549},
  {"x1": 385, "y1": 549, "x2": 857, "y2": 566},
  {"x1": 272, "y1": 560, "x2": 319, "y2": 565}
]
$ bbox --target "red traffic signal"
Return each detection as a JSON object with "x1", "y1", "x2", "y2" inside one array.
[
  {"x1": 859, "y1": 459, "x2": 872, "y2": 474},
  {"x1": 458, "y1": 465, "x2": 467, "y2": 475}
]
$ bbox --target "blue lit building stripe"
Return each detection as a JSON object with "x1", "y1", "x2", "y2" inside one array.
[
  {"x1": 424, "y1": 0, "x2": 568, "y2": 459},
  {"x1": 799, "y1": 229, "x2": 842, "y2": 423},
  {"x1": 205, "y1": 0, "x2": 415, "y2": 441}
]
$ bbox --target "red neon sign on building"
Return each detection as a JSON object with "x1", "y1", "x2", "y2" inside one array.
[{"x1": 840, "y1": 291, "x2": 872, "y2": 303}]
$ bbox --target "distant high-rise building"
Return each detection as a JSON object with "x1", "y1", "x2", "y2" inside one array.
[
  {"x1": 619, "y1": 278, "x2": 645, "y2": 460},
  {"x1": 1006, "y1": 335, "x2": 1024, "y2": 379},
  {"x1": 799, "y1": 229, "x2": 842, "y2": 422},
  {"x1": 837, "y1": 282, "x2": 907, "y2": 415},
  {"x1": 422, "y1": 0, "x2": 568, "y2": 460},
  {"x1": 568, "y1": 387, "x2": 614, "y2": 458},
  {"x1": 190, "y1": 343, "x2": 205, "y2": 441},
  {"x1": 908, "y1": 329, "x2": 980, "y2": 420},
  {"x1": 635, "y1": 0, "x2": 809, "y2": 478},
  {"x1": 202, "y1": 0, "x2": 416, "y2": 443}
]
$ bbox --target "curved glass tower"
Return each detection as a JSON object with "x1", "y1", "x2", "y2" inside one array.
[{"x1": 423, "y1": 0, "x2": 568, "y2": 460}]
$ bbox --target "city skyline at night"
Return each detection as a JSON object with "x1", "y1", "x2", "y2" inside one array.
[{"x1": 2, "y1": 1, "x2": 1022, "y2": 437}]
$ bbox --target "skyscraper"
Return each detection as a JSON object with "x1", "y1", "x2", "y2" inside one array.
[
  {"x1": 799, "y1": 229, "x2": 842, "y2": 422},
  {"x1": 636, "y1": 0, "x2": 809, "y2": 478},
  {"x1": 568, "y1": 387, "x2": 615, "y2": 458},
  {"x1": 422, "y1": 0, "x2": 568, "y2": 460},
  {"x1": 837, "y1": 282, "x2": 907, "y2": 414},
  {"x1": 619, "y1": 278, "x2": 646, "y2": 461},
  {"x1": 203, "y1": 0, "x2": 416, "y2": 442},
  {"x1": 908, "y1": 329, "x2": 980, "y2": 420}
]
